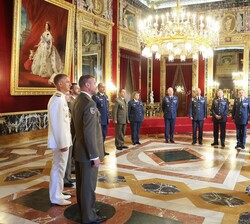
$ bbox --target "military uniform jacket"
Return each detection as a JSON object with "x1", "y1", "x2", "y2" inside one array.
[
  {"x1": 211, "y1": 97, "x2": 229, "y2": 123},
  {"x1": 92, "y1": 92, "x2": 109, "y2": 125},
  {"x1": 162, "y1": 95, "x2": 178, "y2": 119},
  {"x1": 232, "y1": 97, "x2": 250, "y2": 125},
  {"x1": 47, "y1": 91, "x2": 72, "y2": 150},
  {"x1": 112, "y1": 97, "x2": 128, "y2": 124},
  {"x1": 72, "y1": 92, "x2": 104, "y2": 162},
  {"x1": 189, "y1": 96, "x2": 207, "y2": 120},
  {"x1": 128, "y1": 99, "x2": 145, "y2": 122},
  {"x1": 68, "y1": 96, "x2": 76, "y2": 139},
  {"x1": 68, "y1": 96, "x2": 76, "y2": 113}
]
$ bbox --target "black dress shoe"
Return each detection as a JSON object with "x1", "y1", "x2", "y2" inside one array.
[
  {"x1": 199, "y1": 141, "x2": 203, "y2": 145},
  {"x1": 64, "y1": 183, "x2": 74, "y2": 188},
  {"x1": 192, "y1": 141, "x2": 196, "y2": 145},
  {"x1": 241, "y1": 145, "x2": 245, "y2": 149},
  {"x1": 132, "y1": 143, "x2": 136, "y2": 145},
  {"x1": 165, "y1": 140, "x2": 169, "y2": 143},
  {"x1": 116, "y1": 147, "x2": 123, "y2": 150},
  {"x1": 235, "y1": 145, "x2": 240, "y2": 149},
  {"x1": 122, "y1": 146, "x2": 129, "y2": 149},
  {"x1": 211, "y1": 142, "x2": 218, "y2": 146},
  {"x1": 90, "y1": 216, "x2": 107, "y2": 223},
  {"x1": 104, "y1": 152, "x2": 109, "y2": 156},
  {"x1": 136, "y1": 142, "x2": 141, "y2": 145},
  {"x1": 69, "y1": 178, "x2": 76, "y2": 183},
  {"x1": 221, "y1": 143, "x2": 225, "y2": 147},
  {"x1": 170, "y1": 140, "x2": 175, "y2": 143}
]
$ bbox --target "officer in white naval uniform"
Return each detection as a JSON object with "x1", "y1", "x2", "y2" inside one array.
[{"x1": 48, "y1": 74, "x2": 72, "y2": 206}]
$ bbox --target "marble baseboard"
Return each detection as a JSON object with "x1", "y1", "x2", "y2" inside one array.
[{"x1": 0, "y1": 129, "x2": 47, "y2": 148}]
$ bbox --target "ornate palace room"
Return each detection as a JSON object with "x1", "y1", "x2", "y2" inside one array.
[{"x1": 1, "y1": 0, "x2": 250, "y2": 223}]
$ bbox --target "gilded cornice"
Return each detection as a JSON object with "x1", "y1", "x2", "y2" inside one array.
[
  {"x1": 77, "y1": 10, "x2": 114, "y2": 33},
  {"x1": 118, "y1": 27, "x2": 141, "y2": 53}
]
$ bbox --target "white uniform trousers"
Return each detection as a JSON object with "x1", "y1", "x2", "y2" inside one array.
[{"x1": 49, "y1": 149, "x2": 69, "y2": 202}]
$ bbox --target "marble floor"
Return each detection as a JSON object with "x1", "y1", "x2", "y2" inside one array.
[{"x1": 0, "y1": 130, "x2": 250, "y2": 224}]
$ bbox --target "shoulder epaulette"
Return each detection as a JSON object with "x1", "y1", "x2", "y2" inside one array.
[
  {"x1": 55, "y1": 93, "x2": 61, "y2": 97},
  {"x1": 86, "y1": 96, "x2": 92, "y2": 101}
]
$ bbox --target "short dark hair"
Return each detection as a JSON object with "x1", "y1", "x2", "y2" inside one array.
[
  {"x1": 78, "y1": 75, "x2": 95, "y2": 88},
  {"x1": 119, "y1": 88, "x2": 126, "y2": 93},
  {"x1": 98, "y1": 83, "x2": 105, "y2": 88},
  {"x1": 53, "y1": 74, "x2": 67, "y2": 86},
  {"x1": 70, "y1": 83, "x2": 77, "y2": 90}
]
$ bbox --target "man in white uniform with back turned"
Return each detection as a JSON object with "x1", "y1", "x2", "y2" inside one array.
[{"x1": 48, "y1": 74, "x2": 72, "y2": 206}]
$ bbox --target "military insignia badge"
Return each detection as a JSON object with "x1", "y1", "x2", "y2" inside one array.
[{"x1": 90, "y1": 107, "x2": 96, "y2": 114}]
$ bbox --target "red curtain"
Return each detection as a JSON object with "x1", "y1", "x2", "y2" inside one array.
[
  {"x1": 166, "y1": 59, "x2": 192, "y2": 115},
  {"x1": 181, "y1": 62, "x2": 192, "y2": 113},
  {"x1": 119, "y1": 49, "x2": 140, "y2": 90},
  {"x1": 166, "y1": 62, "x2": 177, "y2": 90},
  {"x1": 131, "y1": 59, "x2": 139, "y2": 90},
  {"x1": 20, "y1": 0, "x2": 68, "y2": 68},
  {"x1": 120, "y1": 55, "x2": 129, "y2": 89}
]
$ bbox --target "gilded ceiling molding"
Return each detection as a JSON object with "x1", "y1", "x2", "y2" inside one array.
[
  {"x1": 76, "y1": 0, "x2": 113, "y2": 22},
  {"x1": 118, "y1": 0, "x2": 141, "y2": 53}
]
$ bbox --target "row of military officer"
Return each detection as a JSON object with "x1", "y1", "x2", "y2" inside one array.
[
  {"x1": 93, "y1": 85, "x2": 250, "y2": 151},
  {"x1": 162, "y1": 87, "x2": 250, "y2": 150}
]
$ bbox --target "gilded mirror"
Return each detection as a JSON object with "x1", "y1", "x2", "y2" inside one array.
[{"x1": 213, "y1": 46, "x2": 244, "y2": 99}]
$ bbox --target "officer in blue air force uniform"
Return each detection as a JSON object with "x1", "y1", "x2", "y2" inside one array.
[
  {"x1": 211, "y1": 89, "x2": 229, "y2": 147},
  {"x1": 92, "y1": 83, "x2": 110, "y2": 156},
  {"x1": 232, "y1": 89, "x2": 250, "y2": 149},
  {"x1": 162, "y1": 87, "x2": 178, "y2": 143},
  {"x1": 128, "y1": 91, "x2": 145, "y2": 145},
  {"x1": 189, "y1": 87, "x2": 207, "y2": 145}
]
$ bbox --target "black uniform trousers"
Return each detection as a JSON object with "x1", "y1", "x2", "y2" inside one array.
[
  {"x1": 213, "y1": 121, "x2": 226, "y2": 144},
  {"x1": 130, "y1": 121, "x2": 142, "y2": 144},
  {"x1": 101, "y1": 124, "x2": 108, "y2": 142},
  {"x1": 164, "y1": 118, "x2": 176, "y2": 141},
  {"x1": 75, "y1": 160, "x2": 98, "y2": 223},
  {"x1": 236, "y1": 123, "x2": 247, "y2": 146},
  {"x1": 192, "y1": 120, "x2": 204, "y2": 142}
]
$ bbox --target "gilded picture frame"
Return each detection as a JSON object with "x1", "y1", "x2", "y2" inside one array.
[{"x1": 10, "y1": 0, "x2": 75, "y2": 95}]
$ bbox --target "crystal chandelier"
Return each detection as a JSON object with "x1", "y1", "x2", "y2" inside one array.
[{"x1": 139, "y1": 0, "x2": 220, "y2": 61}]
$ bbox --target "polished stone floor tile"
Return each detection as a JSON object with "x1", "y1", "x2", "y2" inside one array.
[{"x1": 0, "y1": 131, "x2": 250, "y2": 223}]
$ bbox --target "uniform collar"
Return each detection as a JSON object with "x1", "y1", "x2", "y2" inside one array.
[
  {"x1": 55, "y1": 90, "x2": 65, "y2": 96},
  {"x1": 81, "y1": 91, "x2": 92, "y2": 98}
]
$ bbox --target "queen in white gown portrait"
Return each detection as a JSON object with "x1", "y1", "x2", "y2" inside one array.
[{"x1": 31, "y1": 21, "x2": 63, "y2": 84}]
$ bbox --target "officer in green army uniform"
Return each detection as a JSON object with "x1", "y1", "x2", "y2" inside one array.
[
  {"x1": 112, "y1": 89, "x2": 129, "y2": 150},
  {"x1": 72, "y1": 75, "x2": 107, "y2": 224}
]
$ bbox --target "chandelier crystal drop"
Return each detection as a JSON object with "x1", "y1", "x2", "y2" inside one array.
[{"x1": 139, "y1": 0, "x2": 220, "y2": 61}]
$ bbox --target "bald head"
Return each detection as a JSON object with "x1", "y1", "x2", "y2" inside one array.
[
  {"x1": 195, "y1": 88, "x2": 201, "y2": 96},
  {"x1": 167, "y1": 87, "x2": 173, "y2": 96}
]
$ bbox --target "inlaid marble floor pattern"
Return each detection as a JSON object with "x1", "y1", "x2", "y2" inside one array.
[{"x1": 0, "y1": 131, "x2": 250, "y2": 224}]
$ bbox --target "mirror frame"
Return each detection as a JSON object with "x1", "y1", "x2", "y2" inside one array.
[
  {"x1": 76, "y1": 10, "x2": 113, "y2": 92},
  {"x1": 206, "y1": 43, "x2": 249, "y2": 104}
]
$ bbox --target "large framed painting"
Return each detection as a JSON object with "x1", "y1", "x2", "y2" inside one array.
[{"x1": 10, "y1": 0, "x2": 75, "y2": 95}]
